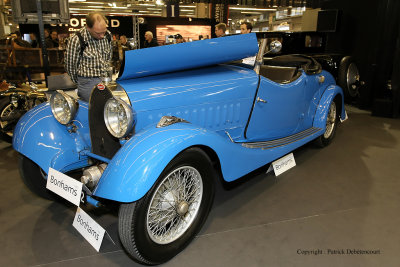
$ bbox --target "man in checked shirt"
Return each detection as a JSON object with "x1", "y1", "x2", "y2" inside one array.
[{"x1": 65, "y1": 12, "x2": 112, "y2": 102}]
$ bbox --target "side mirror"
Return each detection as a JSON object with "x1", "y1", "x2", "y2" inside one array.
[{"x1": 268, "y1": 40, "x2": 282, "y2": 54}]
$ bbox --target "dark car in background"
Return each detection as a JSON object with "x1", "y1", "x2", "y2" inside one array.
[{"x1": 257, "y1": 31, "x2": 363, "y2": 101}]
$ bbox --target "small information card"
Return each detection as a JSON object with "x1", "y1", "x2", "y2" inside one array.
[
  {"x1": 270, "y1": 153, "x2": 296, "y2": 176},
  {"x1": 46, "y1": 167, "x2": 83, "y2": 206},
  {"x1": 73, "y1": 207, "x2": 106, "y2": 252}
]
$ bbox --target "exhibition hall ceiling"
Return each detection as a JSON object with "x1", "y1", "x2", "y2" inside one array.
[
  {"x1": 67, "y1": 0, "x2": 277, "y2": 18},
  {"x1": 3, "y1": 0, "x2": 313, "y2": 19}
]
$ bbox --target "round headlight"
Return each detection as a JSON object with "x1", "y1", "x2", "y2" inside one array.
[
  {"x1": 50, "y1": 91, "x2": 78, "y2": 125},
  {"x1": 104, "y1": 98, "x2": 135, "y2": 138}
]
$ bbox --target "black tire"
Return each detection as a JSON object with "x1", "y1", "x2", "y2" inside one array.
[
  {"x1": 18, "y1": 154, "x2": 56, "y2": 200},
  {"x1": 338, "y1": 56, "x2": 360, "y2": 101},
  {"x1": 0, "y1": 97, "x2": 15, "y2": 143},
  {"x1": 315, "y1": 99, "x2": 339, "y2": 147},
  {"x1": 118, "y1": 147, "x2": 216, "y2": 265}
]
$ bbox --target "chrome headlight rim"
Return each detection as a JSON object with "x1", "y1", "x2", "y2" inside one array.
[
  {"x1": 50, "y1": 90, "x2": 78, "y2": 125},
  {"x1": 104, "y1": 97, "x2": 135, "y2": 138}
]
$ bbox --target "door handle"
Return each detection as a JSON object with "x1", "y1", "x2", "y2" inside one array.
[{"x1": 256, "y1": 97, "x2": 267, "y2": 103}]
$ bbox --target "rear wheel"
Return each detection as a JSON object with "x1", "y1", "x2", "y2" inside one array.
[
  {"x1": 315, "y1": 100, "x2": 338, "y2": 147},
  {"x1": 338, "y1": 56, "x2": 360, "y2": 101},
  {"x1": 118, "y1": 148, "x2": 215, "y2": 265}
]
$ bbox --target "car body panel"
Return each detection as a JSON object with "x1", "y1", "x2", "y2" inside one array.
[
  {"x1": 119, "y1": 33, "x2": 259, "y2": 80},
  {"x1": 93, "y1": 121, "x2": 325, "y2": 203},
  {"x1": 246, "y1": 72, "x2": 308, "y2": 141},
  {"x1": 314, "y1": 84, "x2": 346, "y2": 129},
  {"x1": 13, "y1": 101, "x2": 91, "y2": 173},
  {"x1": 118, "y1": 64, "x2": 259, "y2": 139}
]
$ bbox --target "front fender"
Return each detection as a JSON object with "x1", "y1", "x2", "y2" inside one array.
[
  {"x1": 13, "y1": 101, "x2": 91, "y2": 173},
  {"x1": 313, "y1": 85, "x2": 346, "y2": 129},
  {"x1": 94, "y1": 120, "x2": 319, "y2": 203},
  {"x1": 93, "y1": 123, "x2": 220, "y2": 202}
]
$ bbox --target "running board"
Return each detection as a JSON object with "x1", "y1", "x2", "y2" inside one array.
[{"x1": 241, "y1": 127, "x2": 322, "y2": 149}]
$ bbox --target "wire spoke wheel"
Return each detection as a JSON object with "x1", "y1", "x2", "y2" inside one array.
[
  {"x1": 315, "y1": 99, "x2": 339, "y2": 148},
  {"x1": 324, "y1": 101, "x2": 337, "y2": 139},
  {"x1": 0, "y1": 102, "x2": 15, "y2": 137},
  {"x1": 147, "y1": 166, "x2": 203, "y2": 244},
  {"x1": 118, "y1": 148, "x2": 215, "y2": 265}
]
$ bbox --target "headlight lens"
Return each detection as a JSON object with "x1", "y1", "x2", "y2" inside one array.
[
  {"x1": 104, "y1": 98, "x2": 135, "y2": 138},
  {"x1": 50, "y1": 91, "x2": 78, "y2": 125}
]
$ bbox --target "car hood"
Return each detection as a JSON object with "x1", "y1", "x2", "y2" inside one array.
[
  {"x1": 118, "y1": 33, "x2": 259, "y2": 80},
  {"x1": 117, "y1": 64, "x2": 259, "y2": 135}
]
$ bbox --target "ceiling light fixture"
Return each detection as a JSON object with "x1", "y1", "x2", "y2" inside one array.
[
  {"x1": 70, "y1": 8, "x2": 96, "y2": 11},
  {"x1": 70, "y1": 1, "x2": 102, "y2": 4},
  {"x1": 229, "y1": 7, "x2": 276, "y2": 11},
  {"x1": 241, "y1": 11, "x2": 263, "y2": 14}
]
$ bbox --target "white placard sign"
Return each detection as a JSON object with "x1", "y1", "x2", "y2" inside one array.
[
  {"x1": 73, "y1": 207, "x2": 106, "y2": 252},
  {"x1": 271, "y1": 153, "x2": 296, "y2": 176},
  {"x1": 46, "y1": 167, "x2": 83, "y2": 206}
]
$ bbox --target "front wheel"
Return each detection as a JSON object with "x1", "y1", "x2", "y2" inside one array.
[
  {"x1": 0, "y1": 97, "x2": 16, "y2": 143},
  {"x1": 315, "y1": 100, "x2": 338, "y2": 147},
  {"x1": 118, "y1": 148, "x2": 215, "y2": 265},
  {"x1": 18, "y1": 154, "x2": 55, "y2": 199}
]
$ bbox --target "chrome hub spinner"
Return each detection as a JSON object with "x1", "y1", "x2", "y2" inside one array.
[{"x1": 177, "y1": 201, "x2": 189, "y2": 216}]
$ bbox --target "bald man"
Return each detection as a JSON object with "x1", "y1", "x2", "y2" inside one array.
[
  {"x1": 65, "y1": 12, "x2": 113, "y2": 102},
  {"x1": 143, "y1": 31, "x2": 159, "y2": 48}
]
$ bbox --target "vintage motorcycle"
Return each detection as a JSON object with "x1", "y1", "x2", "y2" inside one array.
[{"x1": 0, "y1": 81, "x2": 47, "y2": 143}]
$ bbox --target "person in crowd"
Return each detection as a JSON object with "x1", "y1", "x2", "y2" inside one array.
[
  {"x1": 50, "y1": 29, "x2": 59, "y2": 48},
  {"x1": 29, "y1": 33, "x2": 38, "y2": 48},
  {"x1": 120, "y1": 35, "x2": 134, "y2": 50},
  {"x1": 143, "y1": 31, "x2": 159, "y2": 48},
  {"x1": 44, "y1": 28, "x2": 54, "y2": 48},
  {"x1": 113, "y1": 33, "x2": 120, "y2": 41},
  {"x1": 240, "y1": 22, "x2": 252, "y2": 34},
  {"x1": 65, "y1": 12, "x2": 113, "y2": 102},
  {"x1": 10, "y1": 31, "x2": 31, "y2": 48},
  {"x1": 175, "y1": 34, "x2": 185, "y2": 43},
  {"x1": 215, "y1": 23, "x2": 227, "y2": 37}
]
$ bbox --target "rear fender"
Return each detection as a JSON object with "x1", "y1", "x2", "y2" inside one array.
[{"x1": 313, "y1": 84, "x2": 346, "y2": 129}]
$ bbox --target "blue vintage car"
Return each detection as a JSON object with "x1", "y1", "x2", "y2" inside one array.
[{"x1": 13, "y1": 33, "x2": 346, "y2": 265}]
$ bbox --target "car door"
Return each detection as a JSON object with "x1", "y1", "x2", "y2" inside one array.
[{"x1": 245, "y1": 73, "x2": 307, "y2": 142}]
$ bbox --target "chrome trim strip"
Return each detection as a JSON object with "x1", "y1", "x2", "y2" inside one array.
[{"x1": 242, "y1": 127, "x2": 322, "y2": 149}]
